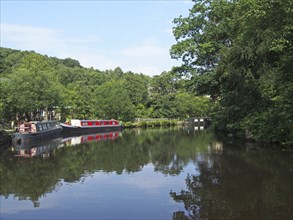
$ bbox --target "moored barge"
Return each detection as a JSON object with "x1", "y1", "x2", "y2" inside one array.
[
  {"x1": 13, "y1": 121, "x2": 62, "y2": 144},
  {"x1": 60, "y1": 119, "x2": 123, "y2": 134}
]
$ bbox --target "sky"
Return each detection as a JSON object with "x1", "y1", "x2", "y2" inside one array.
[{"x1": 1, "y1": 0, "x2": 193, "y2": 76}]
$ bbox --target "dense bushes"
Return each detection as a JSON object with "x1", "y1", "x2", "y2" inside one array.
[{"x1": 122, "y1": 120, "x2": 180, "y2": 128}]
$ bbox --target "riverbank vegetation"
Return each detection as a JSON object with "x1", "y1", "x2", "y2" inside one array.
[
  {"x1": 0, "y1": 0, "x2": 292, "y2": 145},
  {"x1": 171, "y1": 0, "x2": 292, "y2": 145},
  {"x1": 122, "y1": 119, "x2": 182, "y2": 128}
]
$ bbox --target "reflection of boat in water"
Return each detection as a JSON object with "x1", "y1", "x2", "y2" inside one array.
[
  {"x1": 60, "y1": 119, "x2": 123, "y2": 134},
  {"x1": 13, "y1": 121, "x2": 62, "y2": 144},
  {"x1": 12, "y1": 131, "x2": 121, "y2": 158},
  {"x1": 62, "y1": 131, "x2": 120, "y2": 147},
  {"x1": 13, "y1": 137, "x2": 62, "y2": 158}
]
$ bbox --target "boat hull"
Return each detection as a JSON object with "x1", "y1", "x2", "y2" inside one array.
[
  {"x1": 13, "y1": 127, "x2": 62, "y2": 145},
  {"x1": 60, "y1": 123, "x2": 123, "y2": 135}
]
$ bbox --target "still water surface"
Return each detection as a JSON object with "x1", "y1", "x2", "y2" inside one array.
[{"x1": 1, "y1": 128, "x2": 292, "y2": 219}]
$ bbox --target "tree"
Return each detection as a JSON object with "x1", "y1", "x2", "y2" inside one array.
[
  {"x1": 17, "y1": 52, "x2": 55, "y2": 73},
  {"x1": 174, "y1": 93, "x2": 193, "y2": 118},
  {"x1": 94, "y1": 80, "x2": 135, "y2": 121},
  {"x1": 148, "y1": 71, "x2": 181, "y2": 118},
  {"x1": 4, "y1": 69, "x2": 64, "y2": 121},
  {"x1": 0, "y1": 47, "x2": 26, "y2": 74},
  {"x1": 122, "y1": 72, "x2": 150, "y2": 106},
  {"x1": 62, "y1": 57, "x2": 81, "y2": 68},
  {"x1": 171, "y1": 0, "x2": 293, "y2": 144},
  {"x1": 65, "y1": 81, "x2": 96, "y2": 119}
]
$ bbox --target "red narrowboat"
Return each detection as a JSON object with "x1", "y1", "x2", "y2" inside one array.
[{"x1": 60, "y1": 119, "x2": 123, "y2": 134}]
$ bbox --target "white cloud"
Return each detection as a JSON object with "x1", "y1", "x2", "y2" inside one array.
[
  {"x1": 121, "y1": 45, "x2": 165, "y2": 58},
  {"x1": 1, "y1": 24, "x2": 61, "y2": 48},
  {"x1": 118, "y1": 38, "x2": 174, "y2": 75},
  {"x1": 1, "y1": 23, "x2": 101, "y2": 53},
  {"x1": 120, "y1": 38, "x2": 166, "y2": 58},
  {"x1": 1, "y1": 23, "x2": 175, "y2": 76}
]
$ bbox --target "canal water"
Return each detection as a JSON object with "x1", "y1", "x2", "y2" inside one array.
[{"x1": 0, "y1": 127, "x2": 292, "y2": 219}]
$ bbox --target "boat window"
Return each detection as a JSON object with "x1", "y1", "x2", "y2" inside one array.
[
  {"x1": 38, "y1": 124, "x2": 43, "y2": 131},
  {"x1": 47, "y1": 123, "x2": 51, "y2": 128},
  {"x1": 42, "y1": 124, "x2": 47, "y2": 130}
]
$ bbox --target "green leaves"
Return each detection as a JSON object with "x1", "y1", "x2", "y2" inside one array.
[
  {"x1": 171, "y1": 0, "x2": 293, "y2": 144},
  {"x1": 94, "y1": 80, "x2": 135, "y2": 121}
]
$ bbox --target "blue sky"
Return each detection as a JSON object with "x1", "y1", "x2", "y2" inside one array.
[{"x1": 1, "y1": 0, "x2": 193, "y2": 76}]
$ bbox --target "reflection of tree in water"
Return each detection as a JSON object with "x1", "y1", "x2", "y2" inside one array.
[
  {"x1": 0, "y1": 157, "x2": 63, "y2": 207},
  {"x1": 170, "y1": 159, "x2": 226, "y2": 219},
  {"x1": 0, "y1": 128, "x2": 215, "y2": 207},
  {"x1": 170, "y1": 145, "x2": 293, "y2": 220},
  {"x1": 151, "y1": 129, "x2": 215, "y2": 175}
]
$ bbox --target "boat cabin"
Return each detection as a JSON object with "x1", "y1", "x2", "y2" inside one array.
[
  {"x1": 18, "y1": 121, "x2": 59, "y2": 134},
  {"x1": 69, "y1": 119, "x2": 119, "y2": 127}
]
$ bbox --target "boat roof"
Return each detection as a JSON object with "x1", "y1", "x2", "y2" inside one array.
[
  {"x1": 74, "y1": 119, "x2": 118, "y2": 121},
  {"x1": 23, "y1": 121, "x2": 58, "y2": 124}
]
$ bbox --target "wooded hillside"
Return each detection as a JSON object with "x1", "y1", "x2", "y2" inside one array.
[{"x1": 0, "y1": 47, "x2": 213, "y2": 124}]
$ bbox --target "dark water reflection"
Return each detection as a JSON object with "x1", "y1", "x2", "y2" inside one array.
[{"x1": 0, "y1": 128, "x2": 292, "y2": 219}]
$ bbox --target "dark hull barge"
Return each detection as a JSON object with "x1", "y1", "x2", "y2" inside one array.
[
  {"x1": 13, "y1": 121, "x2": 62, "y2": 144},
  {"x1": 60, "y1": 119, "x2": 123, "y2": 135}
]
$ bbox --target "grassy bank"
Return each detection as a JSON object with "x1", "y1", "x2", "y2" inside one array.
[{"x1": 122, "y1": 119, "x2": 184, "y2": 128}]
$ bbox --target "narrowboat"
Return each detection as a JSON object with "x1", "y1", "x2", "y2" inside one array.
[
  {"x1": 13, "y1": 121, "x2": 62, "y2": 144},
  {"x1": 60, "y1": 119, "x2": 123, "y2": 134}
]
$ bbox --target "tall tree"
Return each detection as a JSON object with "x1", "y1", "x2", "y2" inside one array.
[
  {"x1": 94, "y1": 80, "x2": 135, "y2": 121},
  {"x1": 171, "y1": 0, "x2": 293, "y2": 143},
  {"x1": 122, "y1": 72, "x2": 150, "y2": 106},
  {"x1": 4, "y1": 69, "x2": 64, "y2": 121}
]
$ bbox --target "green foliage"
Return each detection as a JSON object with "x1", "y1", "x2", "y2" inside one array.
[
  {"x1": 0, "y1": 48, "x2": 26, "y2": 74},
  {"x1": 62, "y1": 57, "x2": 81, "y2": 68},
  {"x1": 148, "y1": 71, "x2": 182, "y2": 118},
  {"x1": 124, "y1": 121, "x2": 134, "y2": 128},
  {"x1": 124, "y1": 120, "x2": 180, "y2": 128},
  {"x1": 122, "y1": 72, "x2": 150, "y2": 106},
  {"x1": 242, "y1": 110, "x2": 293, "y2": 145},
  {"x1": 174, "y1": 93, "x2": 213, "y2": 118},
  {"x1": 95, "y1": 80, "x2": 135, "y2": 121},
  {"x1": 0, "y1": 47, "x2": 218, "y2": 125},
  {"x1": 171, "y1": 0, "x2": 293, "y2": 144},
  {"x1": 2, "y1": 69, "x2": 63, "y2": 121},
  {"x1": 137, "y1": 121, "x2": 147, "y2": 128}
]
